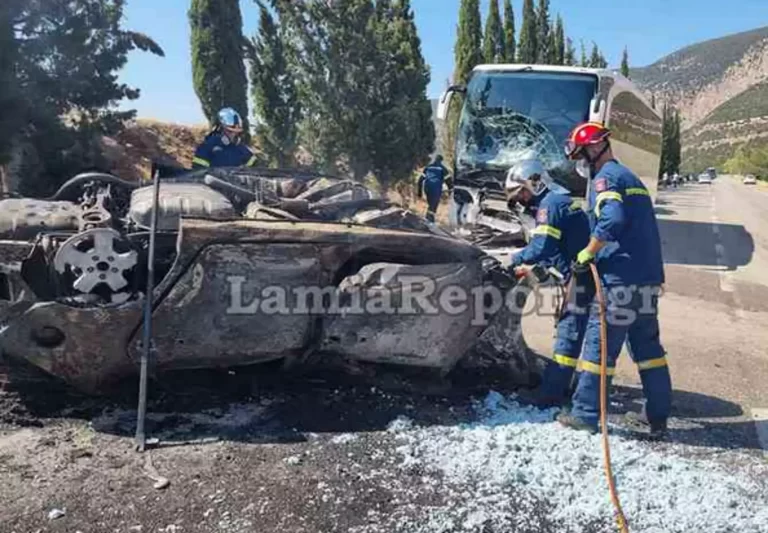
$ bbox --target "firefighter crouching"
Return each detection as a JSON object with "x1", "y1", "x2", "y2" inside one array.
[
  {"x1": 504, "y1": 159, "x2": 593, "y2": 407},
  {"x1": 558, "y1": 121, "x2": 672, "y2": 440}
]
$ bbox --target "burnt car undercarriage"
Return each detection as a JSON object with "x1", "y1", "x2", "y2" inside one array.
[{"x1": 0, "y1": 167, "x2": 542, "y2": 394}]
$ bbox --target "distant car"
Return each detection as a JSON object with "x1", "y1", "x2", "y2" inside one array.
[
  {"x1": 743, "y1": 175, "x2": 757, "y2": 185},
  {"x1": 698, "y1": 174, "x2": 712, "y2": 184}
]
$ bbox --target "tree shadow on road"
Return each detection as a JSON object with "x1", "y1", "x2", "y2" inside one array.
[
  {"x1": 658, "y1": 219, "x2": 754, "y2": 270},
  {"x1": 610, "y1": 385, "x2": 762, "y2": 452}
]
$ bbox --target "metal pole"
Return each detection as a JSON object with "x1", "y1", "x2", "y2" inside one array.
[{"x1": 135, "y1": 168, "x2": 161, "y2": 452}]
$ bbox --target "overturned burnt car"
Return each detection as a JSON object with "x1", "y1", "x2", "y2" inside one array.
[{"x1": 0, "y1": 166, "x2": 542, "y2": 393}]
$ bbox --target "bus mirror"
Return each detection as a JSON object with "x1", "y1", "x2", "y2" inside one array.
[
  {"x1": 589, "y1": 97, "x2": 606, "y2": 123},
  {"x1": 436, "y1": 91, "x2": 452, "y2": 120},
  {"x1": 436, "y1": 85, "x2": 466, "y2": 121}
]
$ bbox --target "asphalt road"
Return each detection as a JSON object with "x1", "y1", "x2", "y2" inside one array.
[{"x1": 523, "y1": 175, "x2": 768, "y2": 452}]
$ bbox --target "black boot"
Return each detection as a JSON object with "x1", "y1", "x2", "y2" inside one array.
[
  {"x1": 648, "y1": 420, "x2": 668, "y2": 441},
  {"x1": 623, "y1": 411, "x2": 668, "y2": 441},
  {"x1": 556, "y1": 412, "x2": 598, "y2": 434}
]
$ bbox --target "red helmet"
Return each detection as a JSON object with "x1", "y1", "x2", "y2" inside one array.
[{"x1": 564, "y1": 122, "x2": 611, "y2": 159}]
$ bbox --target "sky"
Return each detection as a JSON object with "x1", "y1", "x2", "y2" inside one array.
[{"x1": 118, "y1": 0, "x2": 768, "y2": 125}]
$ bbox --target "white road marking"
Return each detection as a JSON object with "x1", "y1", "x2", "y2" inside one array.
[
  {"x1": 751, "y1": 408, "x2": 768, "y2": 457},
  {"x1": 710, "y1": 186, "x2": 744, "y2": 309},
  {"x1": 714, "y1": 243, "x2": 726, "y2": 257},
  {"x1": 719, "y1": 275, "x2": 736, "y2": 293}
]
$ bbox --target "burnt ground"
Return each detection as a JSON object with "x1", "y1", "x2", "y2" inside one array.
[
  {"x1": 2, "y1": 353, "x2": 765, "y2": 533},
  {"x1": 0, "y1": 358, "x2": 566, "y2": 533}
]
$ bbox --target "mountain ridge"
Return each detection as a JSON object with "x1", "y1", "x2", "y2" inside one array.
[
  {"x1": 627, "y1": 25, "x2": 768, "y2": 172},
  {"x1": 631, "y1": 26, "x2": 768, "y2": 130}
]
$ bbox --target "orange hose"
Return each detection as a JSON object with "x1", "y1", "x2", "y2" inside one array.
[{"x1": 589, "y1": 263, "x2": 630, "y2": 533}]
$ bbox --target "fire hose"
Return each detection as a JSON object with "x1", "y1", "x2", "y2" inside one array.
[
  {"x1": 589, "y1": 262, "x2": 630, "y2": 533},
  {"x1": 524, "y1": 262, "x2": 629, "y2": 532}
]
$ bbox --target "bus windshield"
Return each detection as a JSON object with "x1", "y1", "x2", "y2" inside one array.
[{"x1": 456, "y1": 70, "x2": 597, "y2": 190}]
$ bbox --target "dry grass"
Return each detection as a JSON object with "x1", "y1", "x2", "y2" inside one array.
[
  {"x1": 386, "y1": 184, "x2": 451, "y2": 225},
  {"x1": 100, "y1": 119, "x2": 209, "y2": 181}
]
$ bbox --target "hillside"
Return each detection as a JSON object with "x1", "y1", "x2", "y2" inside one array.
[
  {"x1": 629, "y1": 26, "x2": 768, "y2": 173},
  {"x1": 631, "y1": 26, "x2": 768, "y2": 130},
  {"x1": 682, "y1": 80, "x2": 768, "y2": 172}
]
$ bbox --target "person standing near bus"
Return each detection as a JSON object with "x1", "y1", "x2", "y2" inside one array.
[
  {"x1": 417, "y1": 155, "x2": 452, "y2": 223},
  {"x1": 558, "y1": 121, "x2": 672, "y2": 440}
]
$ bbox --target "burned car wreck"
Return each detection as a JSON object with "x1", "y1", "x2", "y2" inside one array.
[{"x1": 0, "y1": 167, "x2": 542, "y2": 393}]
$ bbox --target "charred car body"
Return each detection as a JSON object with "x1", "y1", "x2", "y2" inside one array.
[{"x1": 0, "y1": 167, "x2": 540, "y2": 393}]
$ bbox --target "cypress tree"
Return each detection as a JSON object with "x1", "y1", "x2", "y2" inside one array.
[
  {"x1": 553, "y1": 15, "x2": 565, "y2": 65},
  {"x1": 518, "y1": 0, "x2": 537, "y2": 63},
  {"x1": 598, "y1": 50, "x2": 608, "y2": 68},
  {"x1": 589, "y1": 42, "x2": 601, "y2": 67},
  {"x1": 580, "y1": 40, "x2": 588, "y2": 67},
  {"x1": 651, "y1": 93, "x2": 656, "y2": 110},
  {"x1": 369, "y1": 0, "x2": 435, "y2": 186},
  {"x1": 502, "y1": 0, "x2": 515, "y2": 62},
  {"x1": 483, "y1": 0, "x2": 504, "y2": 63},
  {"x1": 444, "y1": 0, "x2": 482, "y2": 168},
  {"x1": 564, "y1": 37, "x2": 576, "y2": 66},
  {"x1": 455, "y1": 0, "x2": 482, "y2": 82},
  {"x1": 536, "y1": 0, "x2": 551, "y2": 63},
  {"x1": 660, "y1": 102, "x2": 677, "y2": 177},
  {"x1": 659, "y1": 102, "x2": 667, "y2": 178},
  {"x1": 273, "y1": 0, "x2": 377, "y2": 177},
  {"x1": 547, "y1": 25, "x2": 557, "y2": 65},
  {"x1": 671, "y1": 109, "x2": 682, "y2": 173},
  {"x1": 250, "y1": 1, "x2": 300, "y2": 167},
  {"x1": 621, "y1": 46, "x2": 630, "y2": 77},
  {"x1": 189, "y1": 0, "x2": 250, "y2": 136},
  {"x1": 0, "y1": 5, "x2": 20, "y2": 167}
]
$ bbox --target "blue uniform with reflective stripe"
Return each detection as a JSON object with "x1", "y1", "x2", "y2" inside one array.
[
  {"x1": 586, "y1": 160, "x2": 665, "y2": 287},
  {"x1": 510, "y1": 189, "x2": 592, "y2": 399},
  {"x1": 569, "y1": 159, "x2": 672, "y2": 430},
  {"x1": 418, "y1": 163, "x2": 449, "y2": 222},
  {"x1": 192, "y1": 132, "x2": 258, "y2": 169},
  {"x1": 510, "y1": 190, "x2": 591, "y2": 280}
]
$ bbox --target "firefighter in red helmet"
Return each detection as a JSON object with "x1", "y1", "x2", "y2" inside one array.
[{"x1": 557, "y1": 121, "x2": 672, "y2": 440}]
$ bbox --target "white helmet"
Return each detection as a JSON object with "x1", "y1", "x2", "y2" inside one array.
[{"x1": 505, "y1": 159, "x2": 551, "y2": 197}]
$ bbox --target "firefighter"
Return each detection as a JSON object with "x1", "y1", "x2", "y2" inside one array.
[
  {"x1": 559, "y1": 121, "x2": 671, "y2": 440},
  {"x1": 505, "y1": 159, "x2": 593, "y2": 407},
  {"x1": 417, "y1": 155, "x2": 452, "y2": 222},
  {"x1": 192, "y1": 107, "x2": 259, "y2": 169}
]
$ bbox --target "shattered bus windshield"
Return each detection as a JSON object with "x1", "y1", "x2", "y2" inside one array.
[{"x1": 456, "y1": 71, "x2": 597, "y2": 192}]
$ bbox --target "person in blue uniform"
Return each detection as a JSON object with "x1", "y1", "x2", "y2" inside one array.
[
  {"x1": 417, "y1": 155, "x2": 452, "y2": 222},
  {"x1": 558, "y1": 121, "x2": 671, "y2": 440},
  {"x1": 192, "y1": 107, "x2": 258, "y2": 169},
  {"x1": 505, "y1": 159, "x2": 593, "y2": 407}
]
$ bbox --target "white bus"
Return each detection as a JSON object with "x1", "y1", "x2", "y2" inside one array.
[{"x1": 436, "y1": 65, "x2": 662, "y2": 252}]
